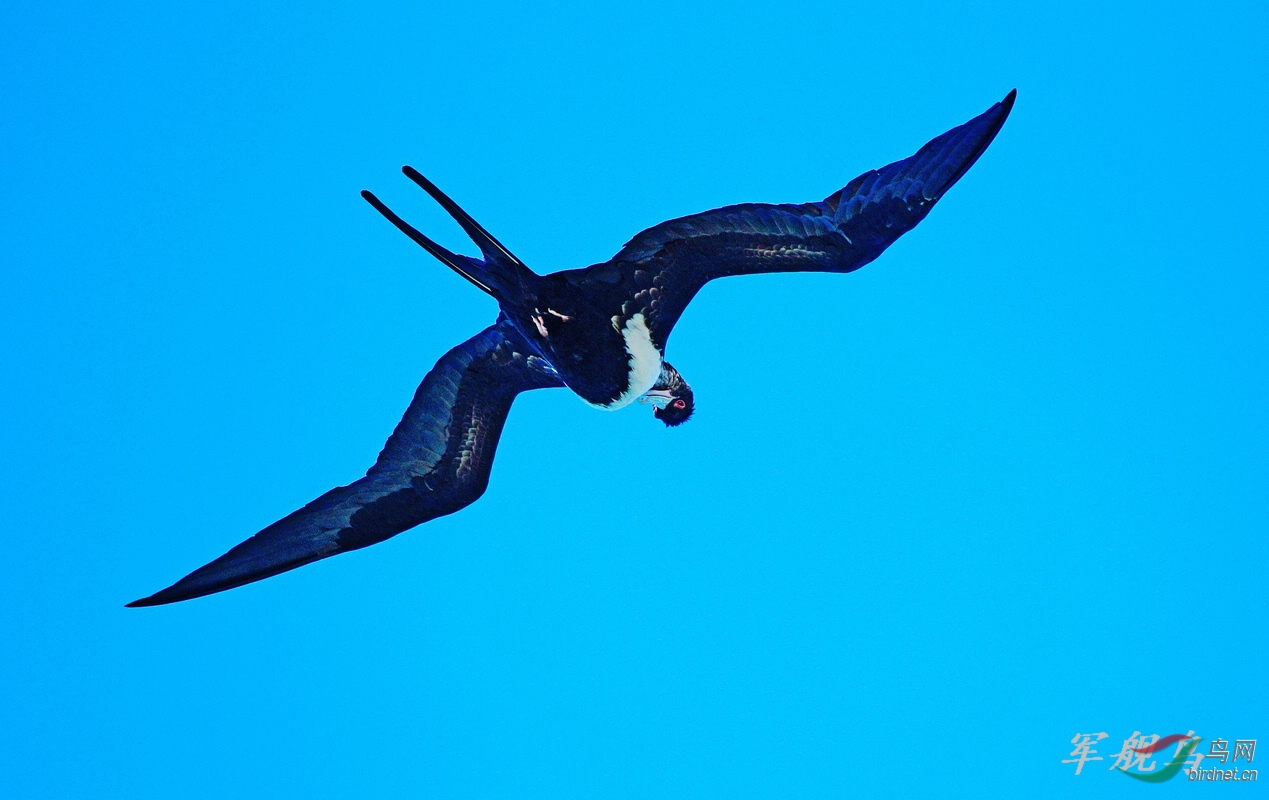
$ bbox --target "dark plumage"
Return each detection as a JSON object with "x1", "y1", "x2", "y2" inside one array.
[{"x1": 129, "y1": 90, "x2": 1015, "y2": 607}]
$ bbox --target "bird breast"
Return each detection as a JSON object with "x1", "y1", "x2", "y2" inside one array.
[{"x1": 587, "y1": 312, "x2": 662, "y2": 410}]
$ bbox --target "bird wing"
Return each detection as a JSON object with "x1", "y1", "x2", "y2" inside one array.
[
  {"x1": 128, "y1": 319, "x2": 562, "y2": 607},
  {"x1": 571, "y1": 90, "x2": 1015, "y2": 346}
]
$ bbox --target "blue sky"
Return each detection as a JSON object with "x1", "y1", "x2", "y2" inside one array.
[{"x1": 2, "y1": 1, "x2": 1265, "y2": 797}]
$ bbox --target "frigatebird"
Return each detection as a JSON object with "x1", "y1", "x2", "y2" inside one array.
[{"x1": 128, "y1": 90, "x2": 1015, "y2": 607}]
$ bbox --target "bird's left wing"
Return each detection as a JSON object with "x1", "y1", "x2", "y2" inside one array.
[
  {"x1": 570, "y1": 90, "x2": 1015, "y2": 347},
  {"x1": 128, "y1": 319, "x2": 561, "y2": 607}
]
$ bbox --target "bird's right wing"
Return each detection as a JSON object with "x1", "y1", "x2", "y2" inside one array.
[
  {"x1": 128, "y1": 319, "x2": 562, "y2": 607},
  {"x1": 573, "y1": 90, "x2": 1015, "y2": 347}
]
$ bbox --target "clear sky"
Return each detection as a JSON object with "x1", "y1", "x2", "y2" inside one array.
[{"x1": 2, "y1": 1, "x2": 1265, "y2": 797}]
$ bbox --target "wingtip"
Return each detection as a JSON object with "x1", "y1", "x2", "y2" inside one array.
[
  {"x1": 125, "y1": 582, "x2": 186, "y2": 607},
  {"x1": 126, "y1": 579, "x2": 205, "y2": 607},
  {"x1": 124, "y1": 576, "x2": 233, "y2": 608},
  {"x1": 1001, "y1": 88, "x2": 1018, "y2": 113}
]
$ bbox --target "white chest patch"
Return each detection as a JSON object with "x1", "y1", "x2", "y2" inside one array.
[{"x1": 590, "y1": 312, "x2": 662, "y2": 411}]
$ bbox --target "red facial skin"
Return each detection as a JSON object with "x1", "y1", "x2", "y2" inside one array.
[{"x1": 653, "y1": 396, "x2": 693, "y2": 427}]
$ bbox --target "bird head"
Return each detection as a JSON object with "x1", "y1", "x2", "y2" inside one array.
[{"x1": 641, "y1": 361, "x2": 694, "y2": 427}]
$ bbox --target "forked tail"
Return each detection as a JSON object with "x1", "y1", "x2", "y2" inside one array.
[{"x1": 361, "y1": 167, "x2": 536, "y2": 300}]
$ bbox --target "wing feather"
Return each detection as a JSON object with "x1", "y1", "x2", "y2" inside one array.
[
  {"x1": 128, "y1": 320, "x2": 561, "y2": 606},
  {"x1": 587, "y1": 90, "x2": 1015, "y2": 344}
]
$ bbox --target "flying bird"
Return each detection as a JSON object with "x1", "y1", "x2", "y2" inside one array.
[{"x1": 128, "y1": 90, "x2": 1016, "y2": 607}]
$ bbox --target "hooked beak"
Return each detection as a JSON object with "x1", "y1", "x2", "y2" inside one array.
[{"x1": 638, "y1": 389, "x2": 674, "y2": 410}]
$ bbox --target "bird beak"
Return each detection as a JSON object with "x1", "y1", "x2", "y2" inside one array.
[{"x1": 638, "y1": 390, "x2": 673, "y2": 410}]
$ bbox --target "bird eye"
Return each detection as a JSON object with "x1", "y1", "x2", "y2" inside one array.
[{"x1": 673, "y1": 399, "x2": 686, "y2": 410}]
